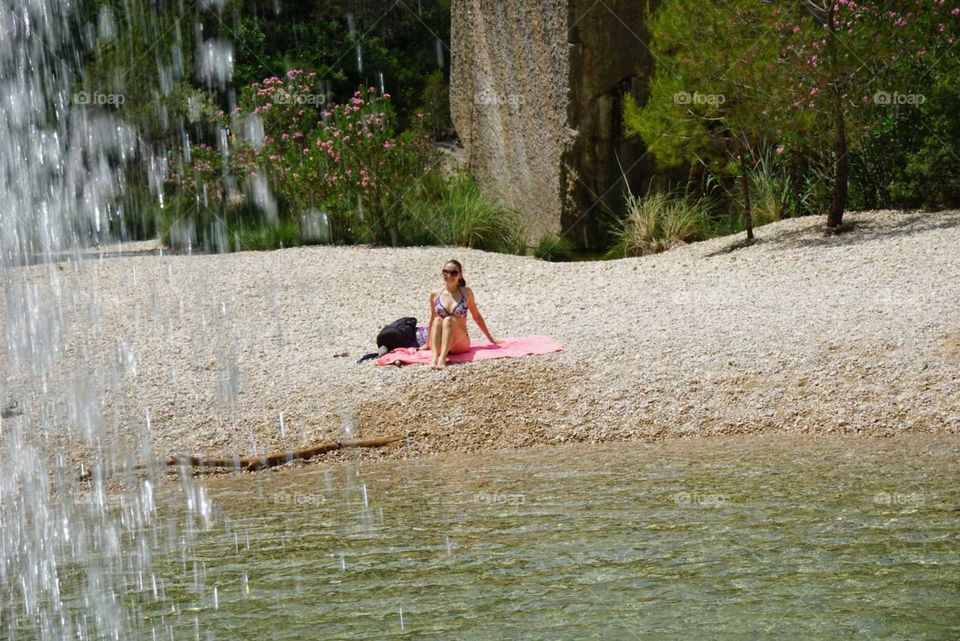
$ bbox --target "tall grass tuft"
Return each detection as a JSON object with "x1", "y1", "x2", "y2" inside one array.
[
  {"x1": 404, "y1": 171, "x2": 526, "y2": 253},
  {"x1": 533, "y1": 233, "x2": 576, "y2": 261},
  {"x1": 609, "y1": 191, "x2": 712, "y2": 257},
  {"x1": 236, "y1": 220, "x2": 301, "y2": 251},
  {"x1": 747, "y1": 152, "x2": 796, "y2": 225}
]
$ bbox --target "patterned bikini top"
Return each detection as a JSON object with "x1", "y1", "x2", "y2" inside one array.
[{"x1": 435, "y1": 287, "x2": 468, "y2": 318}]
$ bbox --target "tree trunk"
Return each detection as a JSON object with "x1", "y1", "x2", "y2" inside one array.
[
  {"x1": 826, "y1": 3, "x2": 847, "y2": 228},
  {"x1": 738, "y1": 150, "x2": 754, "y2": 241}
]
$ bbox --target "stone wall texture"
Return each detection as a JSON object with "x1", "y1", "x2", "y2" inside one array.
[{"x1": 451, "y1": 0, "x2": 658, "y2": 248}]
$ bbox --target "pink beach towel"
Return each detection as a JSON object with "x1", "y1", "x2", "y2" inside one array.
[{"x1": 375, "y1": 335, "x2": 563, "y2": 366}]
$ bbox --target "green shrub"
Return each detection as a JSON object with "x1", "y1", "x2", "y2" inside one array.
[
  {"x1": 403, "y1": 172, "x2": 525, "y2": 253},
  {"x1": 417, "y1": 70, "x2": 453, "y2": 140},
  {"x1": 887, "y1": 62, "x2": 960, "y2": 210},
  {"x1": 609, "y1": 191, "x2": 711, "y2": 257},
  {"x1": 235, "y1": 220, "x2": 301, "y2": 251},
  {"x1": 748, "y1": 153, "x2": 796, "y2": 225},
  {"x1": 799, "y1": 161, "x2": 835, "y2": 217},
  {"x1": 534, "y1": 233, "x2": 576, "y2": 261}
]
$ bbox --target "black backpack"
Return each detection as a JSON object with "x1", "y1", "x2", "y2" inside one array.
[
  {"x1": 357, "y1": 317, "x2": 419, "y2": 363},
  {"x1": 377, "y1": 317, "x2": 419, "y2": 351}
]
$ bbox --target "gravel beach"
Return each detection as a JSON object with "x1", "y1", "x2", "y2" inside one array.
[{"x1": 3, "y1": 209, "x2": 959, "y2": 469}]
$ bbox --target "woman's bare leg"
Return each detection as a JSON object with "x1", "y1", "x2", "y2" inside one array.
[
  {"x1": 448, "y1": 330, "x2": 470, "y2": 354},
  {"x1": 428, "y1": 317, "x2": 443, "y2": 368},
  {"x1": 436, "y1": 317, "x2": 455, "y2": 369},
  {"x1": 437, "y1": 319, "x2": 470, "y2": 369}
]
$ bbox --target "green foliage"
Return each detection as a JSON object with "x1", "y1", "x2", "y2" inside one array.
[
  {"x1": 887, "y1": 57, "x2": 960, "y2": 210},
  {"x1": 404, "y1": 172, "x2": 525, "y2": 253},
  {"x1": 608, "y1": 191, "x2": 712, "y2": 258},
  {"x1": 533, "y1": 234, "x2": 576, "y2": 262},
  {"x1": 747, "y1": 152, "x2": 796, "y2": 225},
  {"x1": 226, "y1": 1, "x2": 450, "y2": 127},
  {"x1": 235, "y1": 220, "x2": 301, "y2": 251},
  {"x1": 622, "y1": 0, "x2": 790, "y2": 240},
  {"x1": 625, "y1": 0, "x2": 960, "y2": 231},
  {"x1": 798, "y1": 158, "x2": 836, "y2": 217},
  {"x1": 418, "y1": 69, "x2": 453, "y2": 139},
  {"x1": 623, "y1": 0, "x2": 785, "y2": 170}
]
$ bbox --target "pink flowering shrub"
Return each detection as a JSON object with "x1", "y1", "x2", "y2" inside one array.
[{"x1": 236, "y1": 74, "x2": 434, "y2": 243}]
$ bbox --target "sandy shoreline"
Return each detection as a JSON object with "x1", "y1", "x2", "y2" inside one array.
[{"x1": 2, "y1": 209, "x2": 959, "y2": 470}]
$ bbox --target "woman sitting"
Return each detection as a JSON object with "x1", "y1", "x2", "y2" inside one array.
[{"x1": 426, "y1": 259, "x2": 500, "y2": 369}]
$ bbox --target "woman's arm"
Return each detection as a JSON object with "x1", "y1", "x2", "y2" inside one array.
[{"x1": 465, "y1": 288, "x2": 502, "y2": 344}]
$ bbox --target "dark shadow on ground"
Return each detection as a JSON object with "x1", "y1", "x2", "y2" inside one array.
[{"x1": 708, "y1": 210, "x2": 960, "y2": 255}]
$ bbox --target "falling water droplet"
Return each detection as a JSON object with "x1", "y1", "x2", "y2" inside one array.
[
  {"x1": 196, "y1": 38, "x2": 234, "y2": 90},
  {"x1": 319, "y1": 210, "x2": 330, "y2": 243},
  {"x1": 243, "y1": 114, "x2": 265, "y2": 150},
  {"x1": 97, "y1": 5, "x2": 116, "y2": 42},
  {"x1": 399, "y1": 607, "x2": 405, "y2": 631},
  {"x1": 340, "y1": 408, "x2": 355, "y2": 440},
  {"x1": 249, "y1": 173, "x2": 278, "y2": 223}
]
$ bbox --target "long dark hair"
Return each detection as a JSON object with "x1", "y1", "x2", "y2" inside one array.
[{"x1": 446, "y1": 259, "x2": 466, "y2": 287}]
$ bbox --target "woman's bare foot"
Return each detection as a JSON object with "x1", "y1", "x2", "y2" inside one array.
[
  {"x1": 428, "y1": 356, "x2": 438, "y2": 369},
  {"x1": 435, "y1": 357, "x2": 447, "y2": 369}
]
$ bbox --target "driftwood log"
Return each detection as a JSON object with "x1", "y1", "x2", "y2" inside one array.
[
  {"x1": 166, "y1": 434, "x2": 404, "y2": 472},
  {"x1": 79, "y1": 434, "x2": 403, "y2": 481}
]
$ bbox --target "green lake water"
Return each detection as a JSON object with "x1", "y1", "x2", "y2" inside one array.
[{"x1": 131, "y1": 435, "x2": 959, "y2": 640}]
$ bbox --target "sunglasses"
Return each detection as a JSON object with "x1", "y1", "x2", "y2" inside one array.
[{"x1": 442, "y1": 269, "x2": 460, "y2": 277}]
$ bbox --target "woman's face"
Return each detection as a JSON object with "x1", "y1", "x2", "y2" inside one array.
[{"x1": 442, "y1": 262, "x2": 461, "y2": 284}]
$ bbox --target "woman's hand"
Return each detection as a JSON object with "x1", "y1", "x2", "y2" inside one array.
[{"x1": 490, "y1": 337, "x2": 504, "y2": 345}]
